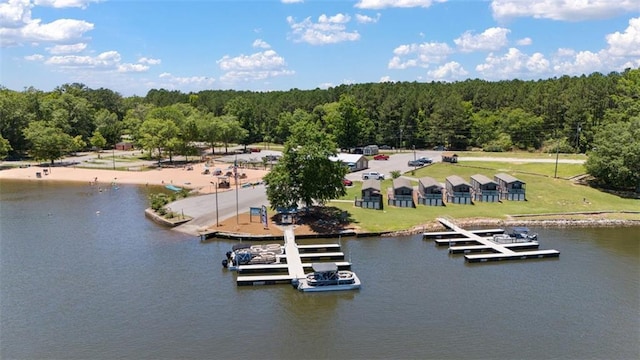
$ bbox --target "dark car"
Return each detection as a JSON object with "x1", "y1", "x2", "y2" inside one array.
[
  {"x1": 408, "y1": 160, "x2": 422, "y2": 167},
  {"x1": 417, "y1": 157, "x2": 433, "y2": 164}
]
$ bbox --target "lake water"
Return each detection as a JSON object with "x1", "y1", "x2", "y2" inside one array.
[{"x1": 1, "y1": 180, "x2": 638, "y2": 360}]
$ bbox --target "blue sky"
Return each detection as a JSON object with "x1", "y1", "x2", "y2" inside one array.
[{"x1": 1, "y1": 0, "x2": 639, "y2": 96}]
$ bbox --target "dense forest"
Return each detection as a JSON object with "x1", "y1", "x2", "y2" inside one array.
[{"x1": 0, "y1": 68, "x2": 638, "y2": 190}]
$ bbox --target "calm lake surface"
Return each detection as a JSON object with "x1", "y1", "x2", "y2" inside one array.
[{"x1": 1, "y1": 180, "x2": 638, "y2": 360}]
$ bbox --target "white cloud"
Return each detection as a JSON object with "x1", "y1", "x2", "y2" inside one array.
[
  {"x1": 427, "y1": 61, "x2": 469, "y2": 80},
  {"x1": 252, "y1": 39, "x2": 271, "y2": 49},
  {"x1": 118, "y1": 63, "x2": 149, "y2": 73},
  {"x1": 138, "y1": 57, "x2": 161, "y2": 65},
  {"x1": 28, "y1": 50, "x2": 157, "y2": 74},
  {"x1": 0, "y1": 0, "x2": 32, "y2": 28},
  {"x1": 218, "y1": 49, "x2": 286, "y2": 71},
  {"x1": 553, "y1": 50, "x2": 604, "y2": 74},
  {"x1": 287, "y1": 14, "x2": 360, "y2": 45},
  {"x1": 217, "y1": 47, "x2": 294, "y2": 84},
  {"x1": 606, "y1": 17, "x2": 640, "y2": 57},
  {"x1": 47, "y1": 42, "x2": 86, "y2": 54},
  {"x1": 34, "y1": 0, "x2": 101, "y2": 9},
  {"x1": 318, "y1": 82, "x2": 333, "y2": 89},
  {"x1": 516, "y1": 37, "x2": 532, "y2": 46},
  {"x1": 476, "y1": 47, "x2": 550, "y2": 79},
  {"x1": 281, "y1": 0, "x2": 303, "y2": 3},
  {"x1": 454, "y1": 27, "x2": 510, "y2": 53},
  {"x1": 45, "y1": 50, "x2": 121, "y2": 68},
  {"x1": 355, "y1": 0, "x2": 446, "y2": 9},
  {"x1": 159, "y1": 72, "x2": 215, "y2": 86},
  {"x1": 0, "y1": 0, "x2": 94, "y2": 47},
  {"x1": 24, "y1": 53, "x2": 44, "y2": 61},
  {"x1": 388, "y1": 41, "x2": 453, "y2": 69},
  {"x1": 550, "y1": 17, "x2": 640, "y2": 75},
  {"x1": 355, "y1": 13, "x2": 381, "y2": 24},
  {"x1": 491, "y1": 0, "x2": 640, "y2": 21},
  {"x1": 379, "y1": 76, "x2": 393, "y2": 82}
]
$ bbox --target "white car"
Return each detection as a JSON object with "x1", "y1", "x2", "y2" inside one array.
[{"x1": 362, "y1": 171, "x2": 385, "y2": 180}]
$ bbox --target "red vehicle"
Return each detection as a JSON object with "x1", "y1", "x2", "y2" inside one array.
[
  {"x1": 373, "y1": 154, "x2": 389, "y2": 160},
  {"x1": 342, "y1": 178, "x2": 353, "y2": 186}
]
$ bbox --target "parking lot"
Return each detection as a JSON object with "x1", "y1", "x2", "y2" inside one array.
[{"x1": 344, "y1": 150, "x2": 443, "y2": 182}]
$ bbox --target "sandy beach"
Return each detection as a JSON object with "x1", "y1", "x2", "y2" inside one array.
[{"x1": 0, "y1": 162, "x2": 268, "y2": 195}]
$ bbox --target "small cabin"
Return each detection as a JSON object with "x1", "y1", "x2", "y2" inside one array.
[
  {"x1": 363, "y1": 145, "x2": 379, "y2": 156},
  {"x1": 388, "y1": 177, "x2": 415, "y2": 208},
  {"x1": 115, "y1": 142, "x2": 134, "y2": 151},
  {"x1": 445, "y1": 175, "x2": 472, "y2": 204},
  {"x1": 417, "y1": 176, "x2": 443, "y2": 206},
  {"x1": 470, "y1": 174, "x2": 500, "y2": 202},
  {"x1": 441, "y1": 152, "x2": 458, "y2": 163},
  {"x1": 330, "y1": 153, "x2": 368, "y2": 172},
  {"x1": 494, "y1": 173, "x2": 526, "y2": 201},
  {"x1": 355, "y1": 179, "x2": 383, "y2": 210}
]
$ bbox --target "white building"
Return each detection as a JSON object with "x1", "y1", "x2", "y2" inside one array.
[{"x1": 329, "y1": 153, "x2": 369, "y2": 172}]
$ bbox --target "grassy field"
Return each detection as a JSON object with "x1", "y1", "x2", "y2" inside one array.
[{"x1": 332, "y1": 161, "x2": 639, "y2": 232}]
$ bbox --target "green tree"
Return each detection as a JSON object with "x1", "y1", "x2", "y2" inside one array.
[
  {"x1": 0, "y1": 134, "x2": 12, "y2": 159},
  {"x1": 334, "y1": 94, "x2": 363, "y2": 150},
  {"x1": 198, "y1": 113, "x2": 223, "y2": 154},
  {"x1": 94, "y1": 109, "x2": 122, "y2": 147},
  {"x1": 137, "y1": 117, "x2": 180, "y2": 163},
  {"x1": 23, "y1": 121, "x2": 74, "y2": 164},
  {"x1": 263, "y1": 120, "x2": 347, "y2": 209},
  {"x1": 218, "y1": 115, "x2": 248, "y2": 153},
  {"x1": 501, "y1": 108, "x2": 544, "y2": 150},
  {"x1": 586, "y1": 118, "x2": 640, "y2": 191},
  {"x1": 90, "y1": 131, "x2": 107, "y2": 158}
]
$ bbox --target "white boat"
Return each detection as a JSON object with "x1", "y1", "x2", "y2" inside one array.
[
  {"x1": 491, "y1": 228, "x2": 539, "y2": 244},
  {"x1": 222, "y1": 243, "x2": 283, "y2": 270},
  {"x1": 296, "y1": 263, "x2": 361, "y2": 292}
]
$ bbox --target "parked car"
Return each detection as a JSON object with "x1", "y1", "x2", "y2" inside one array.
[
  {"x1": 373, "y1": 154, "x2": 389, "y2": 160},
  {"x1": 362, "y1": 171, "x2": 385, "y2": 180},
  {"x1": 342, "y1": 178, "x2": 353, "y2": 186},
  {"x1": 408, "y1": 160, "x2": 423, "y2": 167},
  {"x1": 417, "y1": 157, "x2": 433, "y2": 164}
]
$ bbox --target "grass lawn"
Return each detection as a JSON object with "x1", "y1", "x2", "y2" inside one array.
[{"x1": 332, "y1": 161, "x2": 639, "y2": 232}]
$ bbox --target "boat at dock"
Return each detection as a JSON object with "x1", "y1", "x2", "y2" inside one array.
[
  {"x1": 295, "y1": 263, "x2": 361, "y2": 292},
  {"x1": 222, "y1": 243, "x2": 284, "y2": 270},
  {"x1": 491, "y1": 233, "x2": 538, "y2": 244},
  {"x1": 507, "y1": 227, "x2": 538, "y2": 241}
]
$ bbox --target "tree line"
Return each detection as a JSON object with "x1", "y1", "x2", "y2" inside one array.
[{"x1": 0, "y1": 68, "x2": 638, "y2": 190}]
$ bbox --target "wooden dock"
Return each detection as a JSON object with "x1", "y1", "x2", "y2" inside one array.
[
  {"x1": 237, "y1": 261, "x2": 352, "y2": 274},
  {"x1": 431, "y1": 218, "x2": 559, "y2": 263},
  {"x1": 448, "y1": 242, "x2": 540, "y2": 254},
  {"x1": 236, "y1": 227, "x2": 346, "y2": 286},
  {"x1": 423, "y1": 228, "x2": 505, "y2": 240}
]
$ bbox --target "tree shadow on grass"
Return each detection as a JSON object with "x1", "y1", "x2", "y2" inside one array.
[{"x1": 295, "y1": 206, "x2": 357, "y2": 234}]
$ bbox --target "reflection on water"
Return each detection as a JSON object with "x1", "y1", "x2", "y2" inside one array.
[{"x1": 1, "y1": 180, "x2": 638, "y2": 360}]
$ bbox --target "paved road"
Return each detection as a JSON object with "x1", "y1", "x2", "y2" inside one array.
[{"x1": 171, "y1": 183, "x2": 268, "y2": 235}]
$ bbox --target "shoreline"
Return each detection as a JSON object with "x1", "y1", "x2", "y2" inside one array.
[
  {"x1": 2, "y1": 165, "x2": 638, "y2": 237},
  {"x1": 0, "y1": 163, "x2": 267, "y2": 195}
]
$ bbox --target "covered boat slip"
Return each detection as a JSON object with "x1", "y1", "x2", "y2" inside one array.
[{"x1": 428, "y1": 218, "x2": 559, "y2": 263}]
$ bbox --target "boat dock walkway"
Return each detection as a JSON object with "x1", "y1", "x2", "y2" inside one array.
[
  {"x1": 236, "y1": 227, "x2": 346, "y2": 286},
  {"x1": 427, "y1": 218, "x2": 560, "y2": 263}
]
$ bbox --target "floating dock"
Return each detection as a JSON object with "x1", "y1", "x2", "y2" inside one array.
[
  {"x1": 237, "y1": 261, "x2": 352, "y2": 274},
  {"x1": 236, "y1": 227, "x2": 347, "y2": 286},
  {"x1": 426, "y1": 218, "x2": 559, "y2": 263},
  {"x1": 423, "y1": 228, "x2": 505, "y2": 240}
]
